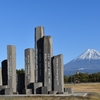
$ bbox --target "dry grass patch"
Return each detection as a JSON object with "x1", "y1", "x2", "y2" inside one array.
[
  {"x1": 0, "y1": 96, "x2": 99, "y2": 100},
  {"x1": 0, "y1": 83, "x2": 100, "y2": 100},
  {"x1": 65, "y1": 83, "x2": 100, "y2": 93}
]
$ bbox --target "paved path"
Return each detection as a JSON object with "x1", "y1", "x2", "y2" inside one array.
[{"x1": 0, "y1": 92, "x2": 88, "y2": 97}]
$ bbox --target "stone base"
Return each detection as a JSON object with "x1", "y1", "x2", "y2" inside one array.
[
  {"x1": 33, "y1": 82, "x2": 42, "y2": 94},
  {"x1": 0, "y1": 85, "x2": 8, "y2": 89},
  {"x1": 48, "y1": 91, "x2": 57, "y2": 94},
  {"x1": 64, "y1": 88, "x2": 73, "y2": 94},
  {"x1": 26, "y1": 82, "x2": 43, "y2": 94},
  {"x1": 0, "y1": 85, "x2": 8, "y2": 95},
  {"x1": 23, "y1": 89, "x2": 32, "y2": 94},
  {"x1": 5, "y1": 88, "x2": 13, "y2": 95},
  {"x1": 57, "y1": 92, "x2": 64, "y2": 94},
  {"x1": 64, "y1": 92, "x2": 68, "y2": 94},
  {"x1": 40, "y1": 86, "x2": 48, "y2": 94},
  {"x1": 0, "y1": 88, "x2": 13, "y2": 95},
  {"x1": 27, "y1": 83, "x2": 34, "y2": 89}
]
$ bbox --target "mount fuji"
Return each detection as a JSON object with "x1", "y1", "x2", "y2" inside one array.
[{"x1": 64, "y1": 49, "x2": 100, "y2": 76}]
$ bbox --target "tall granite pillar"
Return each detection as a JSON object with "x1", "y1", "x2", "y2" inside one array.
[
  {"x1": 37, "y1": 38, "x2": 44, "y2": 82},
  {"x1": 7, "y1": 45, "x2": 16, "y2": 93},
  {"x1": 43, "y1": 36, "x2": 53, "y2": 91},
  {"x1": 1, "y1": 60, "x2": 7, "y2": 85},
  {"x1": 0, "y1": 68, "x2": 2, "y2": 86},
  {"x1": 34, "y1": 26, "x2": 44, "y2": 82},
  {"x1": 25, "y1": 48, "x2": 35, "y2": 89},
  {"x1": 52, "y1": 54, "x2": 64, "y2": 92}
]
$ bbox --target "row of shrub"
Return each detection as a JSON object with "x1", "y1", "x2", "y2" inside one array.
[
  {"x1": 64, "y1": 72, "x2": 100, "y2": 83},
  {"x1": 17, "y1": 69, "x2": 100, "y2": 83}
]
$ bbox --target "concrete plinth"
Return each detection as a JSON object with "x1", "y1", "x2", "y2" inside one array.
[
  {"x1": 64, "y1": 88, "x2": 73, "y2": 94},
  {"x1": 48, "y1": 91, "x2": 57, "y2": 94},
  {"x1": 57, "y1": 92, "x2": 64, "y2": 94},
  {"x1": 40, "y1": 86, "x2": 48, "y2": 94},
  {"x1": 0, "y1": 85, "x2": 8, "y2": 95},
  {"x1": 0, "y1": 85, "x2": 8, "y2": 89},
  {"x1": 33, "y1": 82, "x2": 42, "y2": 94},
  {"x1": 23, "y1": 89, "x2": 32, "y2": 94},
  {"x1": 0, "y1": 88, "x2": 13, "y2": 95},
  {"x1": 5, "y1": 88, "x2": 13, "y2": 95}
]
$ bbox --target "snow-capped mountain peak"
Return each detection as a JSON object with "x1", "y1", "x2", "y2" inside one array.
[
  {"x1": 65, "y1": 49, "x2": 100, "y2": 76},
  {"x1": 74, "y1": 49, "x2": 100, "y2": 60}
]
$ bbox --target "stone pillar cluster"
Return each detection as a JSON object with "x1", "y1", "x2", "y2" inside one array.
[{"x1": 0, "y1": 26, "x2": 64, "y2": 95}]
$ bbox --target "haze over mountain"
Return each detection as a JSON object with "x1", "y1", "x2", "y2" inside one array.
[{"x1": 64, "y1": 49, "x2": 100, "y2": 76}]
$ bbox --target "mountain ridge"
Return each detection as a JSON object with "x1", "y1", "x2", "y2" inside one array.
[
  {"x1": 74, "y1": 49, "x2": 100, "y2": 60},
  {"x1": 64, "y1": 49, "x2": 100, "y2": 76}
]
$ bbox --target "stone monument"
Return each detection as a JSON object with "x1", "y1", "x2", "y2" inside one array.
[
  {"x1": 37, "y1": 38, "x2": 44, "y2": 83},
  {"x1": 0, "y1": 26, "x2": 65, "y2": 95},
  {"x1": 52, "y1": 54, "x2": 64, "y2": 92},
  {"x1": 34, "y1": 26, "x2": 44, "y2": 82},
  {"x1": 0, "y1": 68, "x2": 2, "y2": 86},
  {"x1": 42, "y1": 36, "x2": 53, "y2": 91},
  {"x1": 7, "y1": 45, "x2": 16, "y2": 93},
  {"x1": 1, "y1": 60, "x2": 7, "y2": 85},
  {"x1": 24, "y1": 48, "x2": 35, "y2": 89}
]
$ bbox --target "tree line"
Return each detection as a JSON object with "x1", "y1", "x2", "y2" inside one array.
[
  {"x1": 16, "y1": 69, "x2": 25, "y2": 74},
  {"x1": 16, "y1": 69, "x2": 100, "y2": 83},
  {"x1": 64, "y1": 72, "x2": 100, "y2": 83}
]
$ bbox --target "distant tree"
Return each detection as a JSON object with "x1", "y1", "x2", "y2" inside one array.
[
  {"x1": 96, "y1": 72, "x2": 100, "y2": 82},
  {"x1": 64, "y1": 75, "x2": 68, "y2": 83},
  {"x1": 16, "y1": 69, "x2": 25, "y2": 74},
  {"x1": 82, "y1": 73, "x2": 89, "y2": 82}
]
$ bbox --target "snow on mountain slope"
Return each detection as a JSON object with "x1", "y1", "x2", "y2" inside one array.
[
  {"x1": 64, "y1": 49, "x2": 100, "y2": 75},
  {"x1": 74, "y1": 49, "x2": 100, "y2": 60}
]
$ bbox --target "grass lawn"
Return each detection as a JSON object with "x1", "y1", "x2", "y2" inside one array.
[
  {"x1": 0, "y1": 83, "x2": 100, "y2": 100},
  {"x1": 65, "y1": 83, "x2": 100, "y2": 93}
]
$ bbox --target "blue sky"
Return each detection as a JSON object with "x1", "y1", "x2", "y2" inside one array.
[{"x1": 0, "y1": 0, "x2": 100, "y2": 69}]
